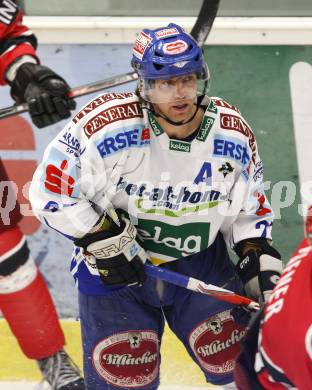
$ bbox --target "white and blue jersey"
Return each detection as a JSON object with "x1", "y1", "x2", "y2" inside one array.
[{"x1": 30, "y1": 92, "x2": 274, "y2": 296}]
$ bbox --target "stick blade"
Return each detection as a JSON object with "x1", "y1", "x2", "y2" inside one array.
[{"x1": 195, "y1": 282, "x2": 259, "y2": 310}]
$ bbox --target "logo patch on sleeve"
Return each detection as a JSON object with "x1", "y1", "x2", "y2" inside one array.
[{"x1": 93, "y1": 330, "x2": 160, "y2": 387}]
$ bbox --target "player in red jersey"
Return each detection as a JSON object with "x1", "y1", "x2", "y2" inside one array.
[
  {"x1": 234, "y1": 210, "x2": 312, "y2": 389},
  {"x1": 0, "y1": 1, "x2": 83, "y2": 388}
]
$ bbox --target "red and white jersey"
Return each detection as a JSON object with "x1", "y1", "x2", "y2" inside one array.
[
  {"x1": 0, "y1": 0, "x2": 38, "y2": 85},
  {"x1": 256, "y1": 239, "x2": 312, "y2": 389}
]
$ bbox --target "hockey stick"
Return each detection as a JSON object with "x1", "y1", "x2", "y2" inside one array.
[
  {"x1": 0, "y1": 72, "x2": 138, "y2": 119},
  {"x1": 190, "y1": 0, "x2": 220, "y2": 46},
  {"x1": 0, "y1": 0, "x2": 219, "y2": 120},
  {"x1": 145, "y1": 263, "x2": 260, "y2": 311}
]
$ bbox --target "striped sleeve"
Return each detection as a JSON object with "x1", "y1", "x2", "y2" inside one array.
[{"x1": 0, "y1": 0, "x2": 38, "y2": 85}]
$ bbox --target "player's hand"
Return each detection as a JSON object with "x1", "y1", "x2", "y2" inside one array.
[
  {"x1": 234, "y1": 238, "x2": 283, "y2": 303},
  {"x1": 231, "y1": 305, "x2": 255, "y2": 327},
  {"x1": 74, "y1": 215, "x2": 148, "y2": 287},
  {"x1": 9, "y1": 63, "x2": 76, "y2": 128}
]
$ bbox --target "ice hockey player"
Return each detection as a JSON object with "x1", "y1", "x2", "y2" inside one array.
[
  {"x1": 0, "y1": 0, "x2": 84, "y2": 388},
  {"x1": 234, "y1": 209, "x2": 312, "y2": 389},
  {"x1": 29, "y1": 23, "x2": 283, "y2": 389}
]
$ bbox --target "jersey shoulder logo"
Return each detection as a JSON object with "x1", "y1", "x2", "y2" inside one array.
[
  {"x1": 212, "y1": 97, "x2": 241, "y2": 114},
  {"x1": 83, "y1": 102, "x2": 143, "y2": 138},
  {"x1": 72, "y1": 93, "x2": 135, "y2": 124},
  {"x1": 219, "y1": 113, "x2": 257, "y2": 164}
]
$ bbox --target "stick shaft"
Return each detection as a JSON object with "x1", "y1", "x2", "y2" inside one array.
[
  {"x1": 145, "y1": 263, "x2": 259, "y2": 310},
  {"x1": 0, "y1": 72, "x2": 138, "y2": 119},
  {"x1": 67, "y1": 72, "x2": 138, "y2": 99},
  {"x1": 190, "y1": 0, "x2": 220, "y2": 46}
]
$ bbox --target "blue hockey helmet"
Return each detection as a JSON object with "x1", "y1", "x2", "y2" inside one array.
[
  {"x1": 131, "y1": 23, "x2": 207, "y2": 80},
  {"x1": 131, "y1": 23, "x2": 209, "y2": 103}
]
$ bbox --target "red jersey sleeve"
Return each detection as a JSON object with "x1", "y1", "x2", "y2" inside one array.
[
  {"x1": 0, "y1": 0, "x2": 38, "y2": 85},
  {"x1": 258, "y1": 239, "x2": 312, "y2": 389}
]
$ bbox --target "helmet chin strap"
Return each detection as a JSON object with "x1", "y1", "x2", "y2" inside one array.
[{"x1": 144, "y1": 94, "x2": 205, "y2": 126}]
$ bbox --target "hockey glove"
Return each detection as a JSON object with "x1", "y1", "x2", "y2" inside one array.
[
  {"x1": 230, "y1": 305, "x2": 254, "y2": 327},
  {"x1": 234, "y1": 238, "x2": 283, "y2": 303},
  {"x1": 9, "y1": 63, "x2": 76, "y2": 128},
  {"x1": 74, "y1": 216, "x2": 148, "y2": 287}
]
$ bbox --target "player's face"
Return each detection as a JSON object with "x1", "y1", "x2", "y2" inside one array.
[{"x1": 151, "y1": 74, "x2": 197, "y2": 121}]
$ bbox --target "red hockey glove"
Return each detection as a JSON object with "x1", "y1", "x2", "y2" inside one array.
[
  {"x1": 9, "y1": 63, "x2": 76, "y2": 128},
  {"x1": 234, "y1": 238, "x2": 283, "y2": 303},
  {"x1": 74, "y1": 215, "x2": 148, "y2": 287}
]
